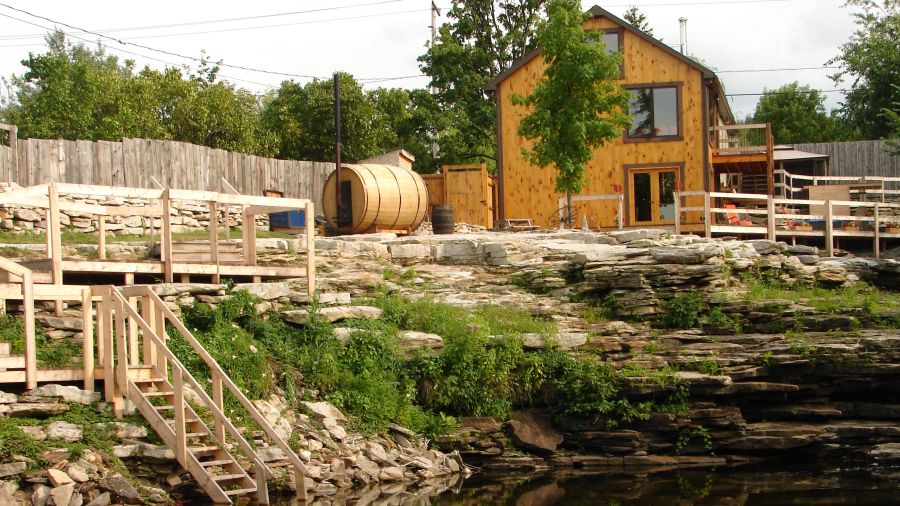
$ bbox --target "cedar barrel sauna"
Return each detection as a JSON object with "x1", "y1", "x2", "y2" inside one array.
[{"x1": 322, "y1": 163, "x2": 429, "y2": 234}]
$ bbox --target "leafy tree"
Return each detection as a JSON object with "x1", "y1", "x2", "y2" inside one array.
[
  {"x1": 623, "y1": 6, "x2": 654, "y2": 37},
  {"x1": 3, "y1": 32, "x2": 274, "y2": 155},
  {"x1": 829, "y1": 0, "x2": 900, "y2": 139},
  {"x1": 262, "y1": 73, "x2": 381, "y2": 162},
  {"x1": 419, "y1": 0, "x2": 547, "y2": 170},
  {"x1": 883, "y1": 84, "x2": 900, "y2": 155},
  {"x1": 750, "y1": 82, "x2": 850, "y2": 143},
  {"x1": 513, "y1": 0, "x2": 631, "y2": 217}
]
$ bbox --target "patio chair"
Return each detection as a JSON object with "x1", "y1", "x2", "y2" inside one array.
[{"x1": 724, "y1": 204, "x2": 753, "y2": 226}]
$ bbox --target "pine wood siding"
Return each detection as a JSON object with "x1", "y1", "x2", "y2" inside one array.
[{"x1": 497, "y1": 15, "x2": 707, "y2": 228}]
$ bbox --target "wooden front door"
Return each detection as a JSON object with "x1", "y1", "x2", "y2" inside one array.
[{"x1": 629, "y1": 168, "x2": 678, "y2": 225}]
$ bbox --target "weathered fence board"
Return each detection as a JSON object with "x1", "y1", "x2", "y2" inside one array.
[
  {"x1": 792, "y1": 140, "x2": 899, "y2": 178},
  {"x1": 1, "y1": 137, "x2": 335, "y2": 202}
]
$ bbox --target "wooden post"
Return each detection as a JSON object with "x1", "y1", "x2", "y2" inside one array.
[
  {"x1": 101, "y1": 290, "x2": 115, "y2": 406},
  {"x1": 82, "y1": 288, "x2": 94, "y2": 392},
  {"x1": 173, "y1": 368, "x2": 187, "y2": 464},
  {"x1": 155, "y1": 304, "x2": 167, "y2": 374},
  {"x1": 22, "y1": 271, "x2": 36, "y2": 390},
  {"x1": 113, "y1": 293, "x2": 128, "y2": 418},
  {"x1": 305, "y1": 201, "x2": 315, "y2": 296},
  {"x1": 212, "y1": 372, "x2": 225, "y2": 443},
  {"x1": 767, "y1": 197, "x2": 776, "y2": 241},
  {"x1": 161, "y1": 190, "x2": 173, "y2": 283},
  {"x1": 874, "y1": 203, "x2": 880, "y2": 259},
  {"x1": 242, "y1": 209, "x2": 257, "y2": 266},
  {"x1": 765, "y1": 123, "x2": 775, "y2": 196},
  {"x1": 617, "y1": 195, "x2": 624, "y2": 231},
  {"x1": 141, "y1": 294, "x2": 155, "y2": 366},
  {"x1": 48, "y1": 184, "x2": 63, "y2": 316},
  {"x1": 825, "y1": 200, "x2": 834, "y2": 257},
  {"x1": 98, "y1": 216, "x2": 107, "y2": 260},
  {"x1": 208, "y1": 201, "x2": 220, "y2": 284},
  {"x1": 704, "y1": 193, "x2": 712, "y2": 239},
  {"x1": 128, "y1": 297, "x2": 139, "y2": 366},
  {"x1": 255, "y1": 462, "x2": 270, "y2": 505},
  {"x1": 674, "y1": 191, "x2": 681, "y2": 235},
  {"x1": 8, "y1": 125, "x2": 17, "y2": 184}
]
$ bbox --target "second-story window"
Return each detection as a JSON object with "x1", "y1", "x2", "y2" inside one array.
[
  {"x1": 627, "y1": 85, "x2": 680, "y2": 139},
  {"x1": 587, "y1": 29, "x2": 624, "y2": 77}
]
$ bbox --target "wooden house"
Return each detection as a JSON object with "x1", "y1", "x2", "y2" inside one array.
[{"x1": 486, "y1": 5, "x2": 772, "y2": 230}]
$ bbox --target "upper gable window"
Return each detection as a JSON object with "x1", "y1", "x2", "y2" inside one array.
[
  {"x1": 626, "y1": 84, "x2": 681, "y2": 140},
  {"x1": 586, "y1": 29, "x2": 624, "y2": 77}
]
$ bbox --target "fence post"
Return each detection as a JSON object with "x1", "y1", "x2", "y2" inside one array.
[
  {"x1": 173, "y1": 368, "x2": 187, "y2": 464},
  {"x1": 825, "y1": 200, "x2": 834, "y2": 257},
  {"x1": 98, "y1": 216, "x2": 107, "y2": 260},
  {"x1": 113, "y1": 293, "x2": 128, "y2": 418},
  {"x1": 674, "y1": 191, "x2": 681, "y2": 235},
  {"x1": 208, "y1": 201, "x2": 220, "y2": 284},
  {"x1": 8, "y1": 125, "x2": 17, "y2": 184},
  {"x1": 47, "y1": 184, "x2": 63, "y2": 316},
  {"x1": 617, "y1": 195, "x2": 624, "y2": 231},
  {"x1": 161, "y1": 190, "x2": 173, "y2": 283},
  {"x1": 767, "y1": 197, "x2": 776, "y2": 241},
  {"x1": 212, "y1": 371, "x2": 225, "y2": 444}
]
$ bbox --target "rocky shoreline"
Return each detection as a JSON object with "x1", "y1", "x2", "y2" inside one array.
[{"x1": 2, "y1": 228, "x2": 899, "y2": 503}]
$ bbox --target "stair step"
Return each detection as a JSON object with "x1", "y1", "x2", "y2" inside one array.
[
  {"x1": 154, "y1": 405, "x2": 174, "y2": 411},
  {"x1": 200, "y1": 459, "x2": 235, "y2": 467},
  {"x1": 189, "y1": 446, "x2": 220, "y2": 454},
  {"x1": 224, "y1": 488, "x2": 258, "y2": 497},
  {"x1": 166, "y1": 418, "x2": 200, "y2": 425},
  {"x1": 142, "y1": 391, "x2": 174, "y2": 397},
  {"x1": 133, "y1": 377, "x2": 166, "y2": 383},
  {"x1": 211, "y1": 474, "x2": 247, "y2": 482},
  {"x1": 186, "y1": 432, "x2": 210, "y2": 438}
]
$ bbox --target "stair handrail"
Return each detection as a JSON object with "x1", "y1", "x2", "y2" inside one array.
[
  {"x1": 116, "y1": 285, "x2": 310, "y2": 493},
  {"x1": 0, "y1": 256, "x2": 36, "y2": 388},
  {"x1": 106, "y1": 287, "x2": 275, "y2": 481}
]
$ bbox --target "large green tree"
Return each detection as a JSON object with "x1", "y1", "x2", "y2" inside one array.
[
  {"x1": 750, "y1": 82, "x2": 851, "y2": 143},
  {"x1": 419, "y1": 0, "x2": 547, "y2": 170},
  {"x1": 513, "y1": 0, "x2": 630, "y2": 202},
  {"x1": 622, "y1": 6, "x2": 654, "y2": 37},
  {"x1": 829, "y1": 0, "x2": 899, "y2": 139}
]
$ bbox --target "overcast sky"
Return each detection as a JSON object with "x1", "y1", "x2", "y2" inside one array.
[{"x1": 0, "y1": 0, "x2": 857, "y2": 119}]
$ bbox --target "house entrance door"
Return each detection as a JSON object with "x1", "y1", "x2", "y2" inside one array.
[{"x1": 629, "y1": 168, "x2": 677, "y2": 225}]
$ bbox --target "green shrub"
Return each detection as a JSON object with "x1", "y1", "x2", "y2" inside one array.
[{"x1": 662, "y1": 291, "x2": 702, "y2": 329}]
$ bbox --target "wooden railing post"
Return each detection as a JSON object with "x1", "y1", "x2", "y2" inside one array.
[
  {"x1": 305, "y1": 201, "x2": 315, "y2": 296},
  {"x1": 128, "y1": 296, "x2": 139, "y2": 366},
  {"x1": 874, "y1": 203, "x2": 880, "y2": 259},
  {"x1": 208, "y1": 201, "x2": 220, "y2": 284},
  {"x1": 212, "y1": 371, "x2": 225, "y2": 443},
  {"x1": 8, "y1": 125, "x2": 17, "y2": 184},
  {"x1": 767, "y1": 197, "x2": 776, "y2": 241},
  {"x1": 161, "y1": 190, "x2": 173, "y2": 283},
  {"x1": 255, "y1": 462, "x2": 270, "y2": 505},
  {"x1": 47, "y1": 184, "x2": 63, "y2": 316},
  {"x1": 82, "y1": 288, "x2": 94, "y2": 392},
  {"x1": 674, "y1": 191, "x2": 681, "y2": 235},
  {"x1": 141, "y1": 294, "x2": 156, "y2": 366},
  {"x1": 22, "y1": 270, "x2": 36, "y2": 389},
  {"x1": 173, "y1": 367, "x2": 187, "y2": 464},
  {"x1": 101, "y1": 290, "x2": 115, "y2": 406},
  {"x1": 825, "y1": 200, "x2": 834, "y2": 257},
  {"x1": 704, "y1": 193, "x2": 712, "y2": 239},
  {"x1": 98, "y1": 216, "x2": 107, "y2": 260},
  {"x1": 617, "y1": 195, "x2": 624, "y2": 231},
  {"x1": 113, "y1": 293, "x2": 129, "y2": 418}
]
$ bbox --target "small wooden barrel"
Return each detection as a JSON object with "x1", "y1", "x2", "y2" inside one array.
[
  {"x1": 431, "y1": 204, "x2": 454, "y2": 234},
  {"x1": 322, "y1": 164, "x2": 429, "y2": 234}
]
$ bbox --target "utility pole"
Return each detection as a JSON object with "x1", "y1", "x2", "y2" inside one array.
[{"x1": 429, "y1": 1, "x2": 441, "y2": 161}]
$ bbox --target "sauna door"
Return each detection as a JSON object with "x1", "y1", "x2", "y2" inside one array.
[{"x1": 629, "y1": 168, "x2": 677, "y2": 226}]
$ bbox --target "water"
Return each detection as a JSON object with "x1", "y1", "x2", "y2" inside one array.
[{"x1": 429, "y1": 463, "x2": 900, "y2": 505}]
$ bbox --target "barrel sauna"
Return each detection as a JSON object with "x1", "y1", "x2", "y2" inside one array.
[{"x1": 322, "y1": 164, "x2": 429, "y2": 234}]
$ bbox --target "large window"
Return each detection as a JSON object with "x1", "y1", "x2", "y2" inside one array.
[
  {"x1": 627, "y1": 85, "x2": 680, "y2": 140},
  {"x1": 587, "y1": 29, "x2": 624, "y2": 77}
]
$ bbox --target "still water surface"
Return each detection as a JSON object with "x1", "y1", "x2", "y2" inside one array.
[{"x1": 429, "y1": 463, "x2": 900, "y2": 505}]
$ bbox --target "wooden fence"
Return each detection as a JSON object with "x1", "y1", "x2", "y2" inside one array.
[
  {"x1": 791, "y1": 140, "x2": 900, "y2": 178},
  {"x1": 0, "y1": 135, "x2": 334, "y2": 207}
]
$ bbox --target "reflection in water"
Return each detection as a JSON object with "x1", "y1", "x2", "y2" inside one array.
[
  {"x1": 431, "y1": 464, "x2": 900, "y2": 506},
  {"x1": 268, "y1": 463, "x2": 900, "y2": 505}
]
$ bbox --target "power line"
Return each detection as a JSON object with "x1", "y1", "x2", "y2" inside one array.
[
  {"x1": 718, "y1": 66, "x2": 840, "y2": 73},
  {"x1": 726, "y1": 89, "x2": 849, "y2": 97},
  {"x1": 604, "y1": 0, "x2": 793, "y2": 6},
  {"x1": 0, "y1": 0, "x2": 408, "y2": 41}
]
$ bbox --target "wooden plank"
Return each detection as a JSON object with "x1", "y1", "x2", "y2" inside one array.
[
  {"x1": 98, "y1": 217, "x2": 107, "y2": 260},
  {"x1": 113, "y1": 292, "x2": 128, "y2": 417},
  {"x1": 161, "y1": 190, "x2": 173, "y2": 283},
  {"x1": 22, "y1": 271, "x2": 36, "y2": 389},
  {"x1": 47, "y1": 185, "x2": 63, "y2": 316},
  {"x1": 212, "y1": 372, "x2": 225, "y2": 443},
  {"x1": 825, "y1": 201, "x2": 834, "y2": 257},
  {"x1": 306, "y1": 201, "x2": 315, "y2": 295}
]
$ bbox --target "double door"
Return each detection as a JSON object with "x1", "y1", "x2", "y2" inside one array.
[{"x1": 629, "y1": 168, "x2": 677, "y2": 225}]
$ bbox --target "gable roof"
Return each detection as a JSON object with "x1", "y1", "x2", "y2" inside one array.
[{"x1": 485, "y1": 4, "x2": 717, "y2": 91}]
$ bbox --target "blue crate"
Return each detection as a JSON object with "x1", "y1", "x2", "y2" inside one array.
[{"x1": 269, "y1": 210, "x2": 306, "y2": 231}]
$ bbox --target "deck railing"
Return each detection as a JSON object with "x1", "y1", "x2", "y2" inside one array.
[
  {"x1": 711, "y1": 123, "x2": 773, "y2": 157},
  {"x1": 0, "y1": 256, "x2": 35, "y2": 388},
  {"x1": 776, "y1": 169, "x2": 900, "y2": 201}
]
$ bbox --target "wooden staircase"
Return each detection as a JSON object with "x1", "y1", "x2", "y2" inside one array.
[
  {"x1": 99, "y1": 285, "x2": 308, "y2": 503},
  {"x1": 0, "y1": 254, "x2": 308, "y2": 503}
]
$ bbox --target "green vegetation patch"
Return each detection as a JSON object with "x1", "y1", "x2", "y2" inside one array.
[{"x1": 1, "y1": 315, "x2": 83, "y2": 367}]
